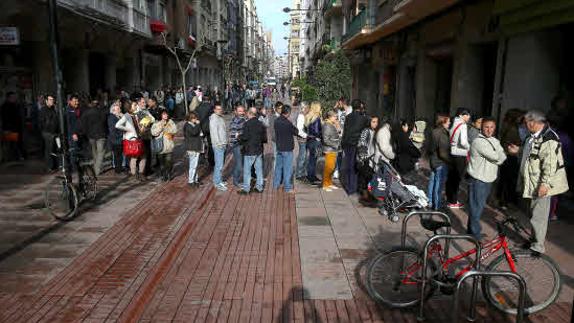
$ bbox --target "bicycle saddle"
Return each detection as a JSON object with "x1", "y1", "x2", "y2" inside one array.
[{"x1": 420, "y1": 217, "x2": 451, "y2": 232}]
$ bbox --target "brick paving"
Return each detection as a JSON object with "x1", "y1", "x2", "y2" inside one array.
[{"x1": 0, "y1": 113, "x2": 572, "y2": 321}]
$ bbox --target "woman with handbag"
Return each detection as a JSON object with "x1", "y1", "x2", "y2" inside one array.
[
  {"x1": 321, "y1": 110, "x2": 341, "y2": 192},
  {"x1": 357, "y1": 116, "x2": 380, "y2": 206},
  {"x1": 151, "y1": 109, "x2": 177, "y2": 181},
  {"x1": 116, "y1": 102, "x2": 146, "y2": 181}
]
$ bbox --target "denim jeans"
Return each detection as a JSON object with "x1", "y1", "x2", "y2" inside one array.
[
  {"x1": 187, "y1": 151, "x2": 200, "y2": 183},
  {"x1": 232, "y1": 145, "x2": 243, "y2": 186},
  {"x1": 243, "y1": 154, "x2": 263, "y2": 192},
  {"x1": 306, "y1": 139, "x2": 320, "y2": 181},
  {"x1": 273, "y1": 150, "x2": 294, "y2": 191},
  {"x1": 427, "y1": 165, "x2": 448, "y2": 209},
  {"x1": 296, "y1": 141, "x2": 307, "y2": 178},
  {"x1": 467, "y1": 177, "x2": 492, "y2": 240},
  {"x1": 213, "y1": 145, "x2": 226, "y2": 186}
]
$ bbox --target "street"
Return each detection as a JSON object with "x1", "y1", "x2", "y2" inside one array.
[{"x1": 0, "y1": 116, "x2": 572, "y2": 322}]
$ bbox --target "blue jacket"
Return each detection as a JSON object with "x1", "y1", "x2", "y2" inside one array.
[{"x1": 306, "y1": 118, "x2": 322, "y2": 141}]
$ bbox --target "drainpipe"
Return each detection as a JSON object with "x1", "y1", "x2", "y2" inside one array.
[{"x1": 492, "y1": 37, "x2": 508, "y2": 129}]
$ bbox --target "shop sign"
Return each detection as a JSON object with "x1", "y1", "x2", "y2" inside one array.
[{"x1": 0, "y1": 27, "x2": 20, "y2": 46}]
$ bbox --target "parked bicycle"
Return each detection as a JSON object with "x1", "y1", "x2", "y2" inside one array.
[
  {"x1": 365, "y1": 217, "x2": 562, "y2": 315},
  {"x1": 44, "y1": 136, "x2": 97, "y2": 220}
]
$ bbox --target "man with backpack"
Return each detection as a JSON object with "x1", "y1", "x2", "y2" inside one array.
[{"x1": 446, "y1": 107, "x2": 471, "y2": 208}]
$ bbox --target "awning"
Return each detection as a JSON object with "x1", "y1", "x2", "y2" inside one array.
[{"x1": 494, "y1": 0, "x2": 574, "y2": 35}]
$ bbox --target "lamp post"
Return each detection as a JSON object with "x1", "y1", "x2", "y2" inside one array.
[{"x1": 46, "y1": 0, "x2": 68, "y2": 159}]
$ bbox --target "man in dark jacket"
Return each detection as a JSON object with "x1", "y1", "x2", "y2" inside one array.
[
  {"x1": 39, "y1": 95, "x2": 59, "y2": 171},
  {"x1": 66, "y1": 94, "x2": 82, "y2": 171},
  {"x1": 273, "y1": 105, "x2": 305, "y2": 193},
  {"x1": 78, "y1": 100, "x2": 108, "y2": 175},
  {"x1": 196, "y1": 95, "x2": 214, "y2": 167},
  {"x1": 341, "y1": 99, "x2": 369, "y2": 194},
  {"x1": 238, "y1": 107, "x2": 267, "y2": 194}
]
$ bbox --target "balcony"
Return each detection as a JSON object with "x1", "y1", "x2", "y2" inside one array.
[
  {"x1": 133, "y1": 9, "x2": 151, "y2": 37},
  {"x1": 324, "y1": 0, "x2": 342, "y2": 18},
  {"x1": 58, "y1": 0, "x2": 129, "y2": 29},
  {"x1": 341, "y1": 8, "x2": 373, "y2": 45}
]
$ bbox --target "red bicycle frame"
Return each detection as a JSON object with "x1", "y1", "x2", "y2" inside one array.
[{"x1": 400, "y1": 233, "x2": 518, "y2": 285}]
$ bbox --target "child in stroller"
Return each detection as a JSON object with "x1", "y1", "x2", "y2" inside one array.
[{"x1": 367, "y1": 158, "x2": 429, "y2": 222}]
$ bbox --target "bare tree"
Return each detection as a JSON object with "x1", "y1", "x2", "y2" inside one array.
[{"x1": 160, "y1": 32, "x2": 202, "y2": 115}]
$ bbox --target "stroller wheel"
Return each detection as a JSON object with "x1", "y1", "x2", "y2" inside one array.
[
  {"x1": 390, "y1": 214, "x2": 400, "y2": 222},
  {"x1": 378, "y1": 208, "x2": 388, "y2": 216}
]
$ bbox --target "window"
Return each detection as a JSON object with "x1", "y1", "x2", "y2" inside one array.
[
  {"x1": 188, "y1": 15, "x2": 196, "y2": 36},
  {"x1": 146, "y1": 0, "x2": 155, "y2": 18},
  {"x1": 159, "y1": 1, "x2": 166, "y2": 21}
]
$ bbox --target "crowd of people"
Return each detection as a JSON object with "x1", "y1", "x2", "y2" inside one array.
[{"x1": 1, "y1": 80, "x2": 571, "y2": 256}]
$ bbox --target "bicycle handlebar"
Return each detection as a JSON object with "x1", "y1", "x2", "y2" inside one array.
[{"x1": 497, "y1": 216, "x2": 527, "y2": 236}]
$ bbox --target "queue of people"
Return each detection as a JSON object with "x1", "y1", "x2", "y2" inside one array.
[{"x1": 8, "y1": 83, "x2": 570, "y2": 257}]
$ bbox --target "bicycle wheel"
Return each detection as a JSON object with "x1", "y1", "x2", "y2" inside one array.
[
  {"x1": 366, "y1": 247, "x2": 436, "y2": 308},
  {"x1": 482, "y1": 250, "x2": 562, "y2": 315},
  {"x1": 44, "y1": 177, "x2": 79, "y2": 220},
  {"x1": 81, "y1": 165, "x2": 98, "y2": 200}
]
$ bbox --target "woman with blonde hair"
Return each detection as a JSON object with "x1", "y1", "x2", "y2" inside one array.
[
  {"x1": 322, "y1": 110, "x2": 341, "y2": 191},
  {"x1": 305, "y1": 102, "x2": 322, "y2": 184}
]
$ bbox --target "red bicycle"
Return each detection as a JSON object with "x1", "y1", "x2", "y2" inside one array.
[{"x1": 366, "y1": 217, "x2": 562, "y2": 315}]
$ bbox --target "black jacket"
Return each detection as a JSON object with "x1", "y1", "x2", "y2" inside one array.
[
  {"x1": 196, "y1": 102, "x2": 213, "y2": 135},
  {"x1": 107, "y1": 114, "x2": 123, "y2": 146},
  {"x1": 66, "y1": 106, "x2": 80, "y2": 142},
  {"x1": 274, "y1": 115, "x2": 299, "y2": 152},
  {"x1": 39, "y1": 106, "x2": 59, "y2": 134},
  {"x1": 428, "y1": 127, "x2": 450, "y2": 169},
  {"x1": 184, "y1": 121, "x2": 203, "y2": 152},
  {"x1": 79, "y1": 107, "x2": 107, "y2": 139},
  {"x1": 342, "y1": 111, "x2": 369, "y2": 148},
  {"x1": 394, "y1": 131, "x2": 421, "y2": 173},
  {"x1": 240, "y1": 117, "x2": 267, "y2": 156}
]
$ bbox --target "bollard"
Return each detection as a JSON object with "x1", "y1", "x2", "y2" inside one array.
[
  {"x1": 417, "y1": 234, "x2": 481, "y2": 322},
  {"x1": 452, "y1": 270, "x2": 526, "y2": 323}
]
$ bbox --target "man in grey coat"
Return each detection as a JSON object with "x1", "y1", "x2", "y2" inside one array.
[
  {"x1": 209, "y1": 104, "x2": 228, "y2": 191},
  {"x1": 508, "y1": 110, "x2": 568, "y2": 254}
]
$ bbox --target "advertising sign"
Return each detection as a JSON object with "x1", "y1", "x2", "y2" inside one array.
[{"x1": 0, "y1": 27, "x2": 20, "y2": 46}]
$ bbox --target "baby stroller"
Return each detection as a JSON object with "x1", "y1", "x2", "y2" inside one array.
[{"x1": 367, "y1": 158, "x2": 429, "y2": 222}]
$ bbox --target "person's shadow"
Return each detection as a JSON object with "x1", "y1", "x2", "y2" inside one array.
[{"x1": 277, "y1": 287, "x2": 323, "y2": 322}]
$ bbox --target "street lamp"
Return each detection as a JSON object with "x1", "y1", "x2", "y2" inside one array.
[{"x1": 282, "y1": 7, "x2": 320, "y2": 13}]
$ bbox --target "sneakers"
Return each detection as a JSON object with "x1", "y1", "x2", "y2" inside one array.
[
  {"x1": 322, "y1": 187, "x2": 333, "y2": 192},
  {"x1": 215, "y1": 183, "x2": 228, "y2": 191},
  {"x1": 328, "y1": 185, "x2": 339, "y2": 190},
  {"x1": 447, "y1": 202, "x2": 464, "y2": 209}
]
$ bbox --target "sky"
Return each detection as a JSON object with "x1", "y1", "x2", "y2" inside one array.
[{"x1": 255, "y1": 0, "x2": 291, "y2": 57}]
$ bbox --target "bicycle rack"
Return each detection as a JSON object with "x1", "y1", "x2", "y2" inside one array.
[
  {"x1": 452, "y1": 270, "x2": 526, "y2": 323},
  {"x1": 417, "y1": 234, "x2": 482, "y2": 322},
  {"x1": 401, "y1": 211, "x2": 452, "y2": 257}
]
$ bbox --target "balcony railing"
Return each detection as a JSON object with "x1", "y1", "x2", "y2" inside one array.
[
  {"x1": 133, "y1": 9, "x2": 151, "y2": 36},
  {"x1": 341, "y1": 8, "x2": 373, "y2": 43},
  {"x1": 59, "y1": 0, "x2": 129, "y2": 28}
]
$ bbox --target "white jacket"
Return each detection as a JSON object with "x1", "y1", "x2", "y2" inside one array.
[
  {"x1": 209, "y1": 113, "x2": 227, "y2": 148},
  {"x1": 115, "y1": 114, "x2": 138, "y2": 140},
  {"x1": 449, "y1": 116, "x2": 469, "y2": 157},
  {"x1": 467, "y1": 134, "x2": 507, "y2": 183},
  {"x1": 375, "y1": 123, "x2": 395, "y2": 163}
]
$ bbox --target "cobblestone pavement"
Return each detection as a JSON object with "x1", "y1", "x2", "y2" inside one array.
[{"x1": 0, "y1": 109, "x2": 571, "y2": 322}]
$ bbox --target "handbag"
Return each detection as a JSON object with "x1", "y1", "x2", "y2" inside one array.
[
  {"x1": 123, "y1": 139, "x2": 144, "y2": 158},
  {"x1": 151, "y1": 136, "x2": 164, "y2": 154}
]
